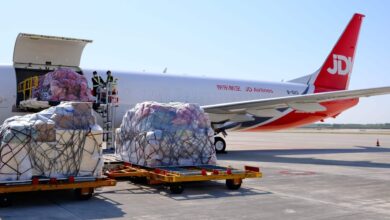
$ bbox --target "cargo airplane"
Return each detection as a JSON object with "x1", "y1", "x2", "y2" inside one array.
[{"x1": 0, "y1": 13, "x2": 389, "y2": 152}]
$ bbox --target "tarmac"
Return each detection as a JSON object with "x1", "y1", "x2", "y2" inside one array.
[{"x1": 1, "y1": 129, "x2": 390, "y2": 220}]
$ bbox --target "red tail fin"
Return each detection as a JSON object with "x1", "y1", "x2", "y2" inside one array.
[{"x1": 314, "y1": 13, "x2": 365, "y2": 93}]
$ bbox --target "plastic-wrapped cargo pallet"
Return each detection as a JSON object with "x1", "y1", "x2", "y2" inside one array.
[
  {"x1": 0, "y1": 102, "x2": 103, "y2": 181},
  {"x1": 116, "y1": 101, "x2": 217, "y2": 167},
  {"x1": 32, "y1": 68, "x2": 94, "y2": 102}
]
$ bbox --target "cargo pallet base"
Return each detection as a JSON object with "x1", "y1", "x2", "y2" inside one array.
[
  {"x1": 104, "y1": 157, "x2": 262, "y2": 194},
  {"x1": 0, "y1": 177, "x2": 116, "y2": 207}
]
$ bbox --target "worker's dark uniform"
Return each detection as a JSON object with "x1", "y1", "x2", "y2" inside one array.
[
  {"x1": 106, "y1": 74, "x2": 115, "y2": 97},
  {"x1": 106, "y1": 75, "x2": 114, "y2": 84},
  {"x1": 92, "y1": 75, "x2": 105, "y2": 96}
]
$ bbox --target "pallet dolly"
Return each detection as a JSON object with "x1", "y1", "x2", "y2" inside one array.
[
  {"x1": 0, "y1": 176, "x2": 116, "y2": 207},
  {"x1": 104, "y1": 160, "x2": 262, "y2": 194}
]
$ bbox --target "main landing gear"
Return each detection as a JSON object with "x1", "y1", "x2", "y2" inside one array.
[{"x1": 214, "y1": 136, "x2": 226, "y2": 153}]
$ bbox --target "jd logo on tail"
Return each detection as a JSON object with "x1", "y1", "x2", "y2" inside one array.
[{"x1": 327, "y1": 54, "x2": 353, "y2": 75}]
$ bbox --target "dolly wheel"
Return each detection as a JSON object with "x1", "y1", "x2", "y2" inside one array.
[
  {"x1": 226, "y1": 179, "x2": 242, "y2": 190},
  {"x1": 214, "y1": 137, "x2": 226, "y2": 153},
  {"x1": 0, "y1": 195, "x2": 12, "y2": 207},
  {"x1": 169, "y1": 184, "x2": 184, "y2": 194},
  {"x1": 75, "y1": 188, "x2": 94, "y2": 200},
  {"x1": 131, "y1": 177, "x2": 148, "y2": 184}
]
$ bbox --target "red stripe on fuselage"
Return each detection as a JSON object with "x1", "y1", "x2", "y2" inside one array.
[{"x1": 246, "y1": 98, "x2": 359, "y2": 131}]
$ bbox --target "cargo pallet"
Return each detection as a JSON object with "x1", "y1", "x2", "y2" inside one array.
[
  {"x1": 104, "y1": 160, "x2": 262, "y2": 194},
  {"x1": 0, "y1": 177, "x2": 116, "y2": 207}
]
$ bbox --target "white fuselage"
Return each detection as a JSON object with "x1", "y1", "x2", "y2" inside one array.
[{"x1": 0, "y1": 65, "x2": 307, "y2": 128}]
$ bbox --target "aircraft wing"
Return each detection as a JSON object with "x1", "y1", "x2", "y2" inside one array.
[{"x1": 202, "y1": 87, "x2": 390, "y2": 120}]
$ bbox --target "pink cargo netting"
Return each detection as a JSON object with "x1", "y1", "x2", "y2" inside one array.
[{"x1": 33, "y1": 68, "x2": 94, "y2": 102}]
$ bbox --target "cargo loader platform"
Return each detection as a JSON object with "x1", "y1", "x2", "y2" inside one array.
[
  {"x1": 104, "y1": 155, "x2": 262, "y2": 194},
  {"x1": 0, "y1": 177, "x2": 116, "y2": 207}
]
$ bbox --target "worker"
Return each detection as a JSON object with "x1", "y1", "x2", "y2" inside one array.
[
  {"x1": 106, "y1": 70, "x2": 117, "y2": 99},
  {"x1": 91, "y1": 71, "x2": 105, "y2": 97},
  {"x1": 106, "y1": 70, "x2": 114, "y2": 84}
]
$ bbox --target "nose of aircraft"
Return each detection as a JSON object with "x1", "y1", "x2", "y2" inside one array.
[
  {"x1": 0, "y1": 95, "x2": 5, "y2": 106},
  {"x1": 0, "y1": 78, "x2": 9, "y2": 108},
  {"x1": 0, "y1": 65, "x2": 16, "y2": 122},
  {"x1": 0, "y1": 87, "x2": 12, "y2": 123}
]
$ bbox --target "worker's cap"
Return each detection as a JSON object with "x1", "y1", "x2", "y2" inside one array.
[
  {"x1": 93, "y1": 71, "x2": 97, "y2": 75},
  {"x1": 107, "y1": 70, "x2": 111, "y2": 74}
]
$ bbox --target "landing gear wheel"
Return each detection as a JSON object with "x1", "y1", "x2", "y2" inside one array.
[
  {"x1": 0, "y1": 194, "x2": 12, "y2": 207},
  {"x1": 226, "y1": 179, "x2": 242, "y2": 190},
  {"x1": 74, "y1": 188, "x2": 94, "y2": 200},
  {"x1": 169, "y1": 184, "x2": 184, "y2": 194},
  {"x1": 214, "y1": 137, "x2": 226, "y2": 153}
]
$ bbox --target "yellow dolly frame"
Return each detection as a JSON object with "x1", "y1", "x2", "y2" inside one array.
[
  {"x1": 0, "y1": 176, "x2": 116, "y2": 207},
  {"x1": 105, "y1": 162, "x2": 262, "y2": 194}
]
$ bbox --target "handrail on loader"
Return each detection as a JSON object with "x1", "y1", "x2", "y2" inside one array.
[{"x1": 17, "y1": 76, "x2": 39, "y2": 100}]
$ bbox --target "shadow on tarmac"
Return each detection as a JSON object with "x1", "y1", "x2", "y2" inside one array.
[
  {"x1": 102, "y1": 180, "x2": 269, "y2": 201},
  {"x1": 219, "y1": 146, "x2": 390, "y2": 169},
  {"x1": 1, "y1": 181, "x2": 269, "y2": 215},
  {"x1": 0, "y1": 190, "x2": 126, "y2": 219},
  {"x1": 167, "y1": 181, "x2": 270, "y2": 201}
]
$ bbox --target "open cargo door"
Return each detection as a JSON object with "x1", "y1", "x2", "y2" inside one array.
[
  {"x1": 12, "y1": 33, "x2": 93, "y2": 112},
  {"x1": 13, "y1": 33, "x2": 92, "y2": 67}
]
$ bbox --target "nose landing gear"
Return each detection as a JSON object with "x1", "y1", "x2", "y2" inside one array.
[{"x1": 214, "y1": 136, "x2": 226, "y2": 153}]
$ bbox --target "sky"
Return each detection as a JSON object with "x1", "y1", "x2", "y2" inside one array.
[{"x1": 1, "y1": 0, "x2": 390, "y2": 123}]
